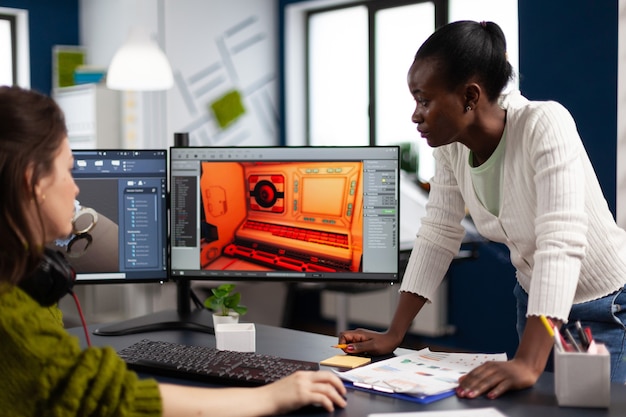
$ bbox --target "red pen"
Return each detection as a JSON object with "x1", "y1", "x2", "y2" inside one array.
[{"x1": 584, "y1": 327, "x2": 593, "y2": 346}]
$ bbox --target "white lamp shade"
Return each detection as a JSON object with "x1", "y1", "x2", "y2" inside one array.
[{"x1": 106, "y1": 27, "x2": 173, "y2": 91}]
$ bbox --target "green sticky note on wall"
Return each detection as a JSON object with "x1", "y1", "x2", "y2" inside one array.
[
  {"x1": 211, "y1": 90, "x2": 246, "y2": 129},
  {"x1": 55, "y1": 49, "x2": 85, "y2": 88}
]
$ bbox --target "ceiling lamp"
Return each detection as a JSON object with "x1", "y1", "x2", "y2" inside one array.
[{"x1": 106, "y1": 26, "x2": 173, "y2": 91}]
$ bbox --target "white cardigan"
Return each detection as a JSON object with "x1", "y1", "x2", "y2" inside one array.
[{"x1": 400, "y1": 91, "x2": 626, "y2": 321}]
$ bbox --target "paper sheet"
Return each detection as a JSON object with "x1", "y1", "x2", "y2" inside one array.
[
  {"x1": 337, "y1": 348, "x2": 507, "y2": 397},
  {"x1": 369, "y1": 407, "x2": 508, "y2": 417}
]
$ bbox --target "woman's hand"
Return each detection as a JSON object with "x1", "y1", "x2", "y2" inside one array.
[
  {"x1": 456, "y1": 358, "x2": 541, "y2": 399},
  {"x1": 262, "y1": 370, "x2": 347, "y2": 414},
  {"x1": 338, "y1": 292, "x2": 428, "y2": 356},
  {"x1": 456, "y1": 315, "x2": 555, "y2": 399},
  {"x1": 160, "y1": 370, "x2": 346, "y2": 417},
  {"x1": 338, "y1": 328, "x2": 401, "y2": 356}
]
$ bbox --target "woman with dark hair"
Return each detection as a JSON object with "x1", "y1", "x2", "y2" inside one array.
[
  {"x1": 0, "y1": 85, "x2": 347, "y2": 416},
  {"x1": 340, "y1": 20, "x2": 626, "y2": 399}
]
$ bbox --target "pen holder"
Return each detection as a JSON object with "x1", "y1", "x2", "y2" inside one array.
[
  {"x1": 554, "y1": 343, "x2": 610, "y2": 408},
  {"x1": 215, "y1": 323, "x2": 256, "y2": 352}
]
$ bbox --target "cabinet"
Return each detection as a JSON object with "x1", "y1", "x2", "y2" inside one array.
[{"x1": 53, "y1": 84, "x2": 121, "y2": 149}]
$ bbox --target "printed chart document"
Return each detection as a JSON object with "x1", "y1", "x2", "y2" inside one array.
[
  {"x1": 336, "y1": 348, "x2": 507, "y2": 401},
  {"x1": 369, "y1": 407, "x2": 508, "y2": 417}
]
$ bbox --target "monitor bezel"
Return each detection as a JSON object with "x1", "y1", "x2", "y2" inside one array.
[
  {"x1": 168, "y1": 145, "x2": 401, "y2": 285},
  {"x1": 64, "y1": 148, "x2": 170, "y2": 285}
]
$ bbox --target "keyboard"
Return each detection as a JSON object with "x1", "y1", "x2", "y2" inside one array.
[{"x1": 118, "y1": 339, "x2": 319, "y2": 386}]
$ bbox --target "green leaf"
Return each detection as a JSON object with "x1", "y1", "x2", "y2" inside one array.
[
  {"x1": 233, "y1": 305, "x2": 248, "y2": 316},
  {"x1": 224, "y1": 293, "x2": 241, "y2": 309},
  {"x1": 203, "y1": 284, "x2": 246, "y2": 316}
]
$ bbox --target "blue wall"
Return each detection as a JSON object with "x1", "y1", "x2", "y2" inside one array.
[
  {"x1": 1, "y1": 0, "x2": 79, "y2": 95},
  {"x1": 519, "y1": 1, "x2": 617, "y2": 214}
]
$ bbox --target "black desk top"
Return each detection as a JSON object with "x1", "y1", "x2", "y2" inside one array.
[{"x1": 68, "y1": 310, "x2": 626, "y2": 416}]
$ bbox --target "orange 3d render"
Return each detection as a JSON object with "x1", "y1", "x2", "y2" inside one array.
[{"x1": 198, "y1": 161, "x2": 364, "y2": 274}]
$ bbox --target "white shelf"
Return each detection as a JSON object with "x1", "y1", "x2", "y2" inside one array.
[{"x1": 53, "y1": 84, "x2": 121, "y2": 149}]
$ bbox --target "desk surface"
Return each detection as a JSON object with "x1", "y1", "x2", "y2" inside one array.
[{"x1": 69, "y1": 311, "x2": 626, "y2": 417}]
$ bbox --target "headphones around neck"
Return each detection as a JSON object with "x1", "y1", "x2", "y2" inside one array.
[{"x1": 19, "y1": 248, "x2": 76, "y2": 306}]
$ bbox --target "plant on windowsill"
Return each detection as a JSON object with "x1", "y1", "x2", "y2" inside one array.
[{"x1": 203, "y1": 283, "x2": 248, "y2": 325}]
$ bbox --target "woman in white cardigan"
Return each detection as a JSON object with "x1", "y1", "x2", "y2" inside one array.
[{"x1": 339, "y1": 20, "x2": 626, "y2": 399}]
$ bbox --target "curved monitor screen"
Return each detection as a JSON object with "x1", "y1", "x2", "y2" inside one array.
[
  {"x1": 48, "y1": 149, "x2": 169, "y2": 283},
  {"x1": 170, "y1": 146, "x2": 400, "y2": 283}
]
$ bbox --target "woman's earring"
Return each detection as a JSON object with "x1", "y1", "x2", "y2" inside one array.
[{"x1": 465, "y1": 105, "x2": 472, "y2": 112}]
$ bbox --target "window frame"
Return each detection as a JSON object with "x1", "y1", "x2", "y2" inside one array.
[
  {"x1": 282, "y1": 0, "x2": 518, "y2": 154},
  {"x1": 0, "y1": 7, "x2": 29, "y2": 88},
  {"x1": 0, "y1": 13, "x2": 17, "y2": 86}
]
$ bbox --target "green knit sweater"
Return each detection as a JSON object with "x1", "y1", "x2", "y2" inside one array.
[{"x1": 0, "y1": 283, "x2": 162, "y2": 416}]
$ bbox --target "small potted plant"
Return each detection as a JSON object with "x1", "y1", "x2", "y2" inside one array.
[{"x1": 204, "y1": 283, "x2": 248, "y2": 325}]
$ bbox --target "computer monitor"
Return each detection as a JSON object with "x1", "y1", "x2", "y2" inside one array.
[
  {"x1": 169, "y1": 146, "x2": 400, "y2": 284},
  {"x1": 50, "y1": 149, "x2": 168, "y2": 284}
]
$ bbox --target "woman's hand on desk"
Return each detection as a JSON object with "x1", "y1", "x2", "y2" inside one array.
[
  {"x1": 339, "y1": 292, "x2": 426, "y2": 356},
  {"x1": 456, "y1": 358, "x2": 540, "y2": 399},
  {"x1": 338, "y1": 328, "x2": 402, "y2": 356},
  {"x1": 456, "y1": 316, "x2": 554, "y2": 400},
  {"x1": 262, "y1": 370, "x2": 347, "y2": 414},
  {"x1": 159, "y1": 370, "x2": 346, "y2": 416}
]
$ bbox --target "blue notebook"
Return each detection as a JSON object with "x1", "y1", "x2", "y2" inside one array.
[{"x1": 344, "y1": 381, "x2": 456, "y2": 404}]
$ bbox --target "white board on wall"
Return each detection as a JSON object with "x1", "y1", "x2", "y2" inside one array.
[{"x1": 164, "y1": 0, "x2": 278, "y2": 147}]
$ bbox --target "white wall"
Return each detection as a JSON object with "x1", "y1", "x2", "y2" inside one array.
[
  {"x1": 79, "y1": 0, "x2": 278, "y2": 149},
  {"x1": 163, "y1": 0, "x2": 278, "y2": 147}
]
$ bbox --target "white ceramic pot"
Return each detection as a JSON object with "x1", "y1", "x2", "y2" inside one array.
[{"x1": 212, "y1": 312, "x2": 240, "y2": 326}]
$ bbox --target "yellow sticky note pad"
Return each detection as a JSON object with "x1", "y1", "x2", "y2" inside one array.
[{"x1": 320, "y1": 355, "x2": 371, "y2": 369}]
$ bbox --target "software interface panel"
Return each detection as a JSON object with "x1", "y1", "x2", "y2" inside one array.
[
  {"x1": 50, "y1": 150, "x2": 168, "y2": 283},
  {"x1": 170, "y1": 147, "x2": 399, "y2": 283}
]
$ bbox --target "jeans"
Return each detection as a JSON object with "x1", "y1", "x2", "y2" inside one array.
[{"x1": 514, "y1": 282, "x2": 626, "y2": 382}]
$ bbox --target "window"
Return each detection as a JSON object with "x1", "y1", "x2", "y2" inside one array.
[
  {"x1": 0, "y1": 7, "x2": 29, "y2": 88},
  {"x1": 373, "y1": 2, "x2": 439, "y2": 183},
  {"x1": 285, "y1": 0, "x2": 518, "y2": 184},
  {"x1": 307, "y1": 5, "x2": 369, "y2": 147},
  {"x1": 0, "y1": 13, "x2": 16, "y2": 86}
]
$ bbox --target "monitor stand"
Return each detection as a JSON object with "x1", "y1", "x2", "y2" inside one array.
[
  {"x1": 93, "y1": 309, "x2": 215, "y2": 336},
  {"x1": 93, "y1": 280, "x2": 215, "y2": 336}
]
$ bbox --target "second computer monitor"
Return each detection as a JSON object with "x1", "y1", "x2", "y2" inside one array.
[
  {"x1": 50, "y1": 149, "x2": 169, "y2": 284},
  {"x1": 170, "y1": 146, "x2": 400, "y2": 283}
]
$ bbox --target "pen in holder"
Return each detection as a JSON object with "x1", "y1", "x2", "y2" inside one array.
[{"x1": 554, "y1": 342, "x2": 610, "y2": 408}]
